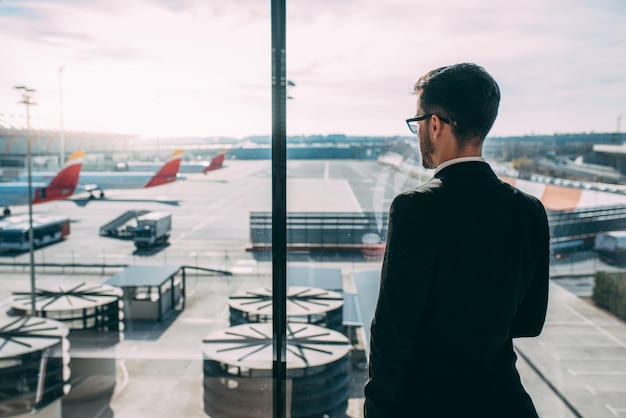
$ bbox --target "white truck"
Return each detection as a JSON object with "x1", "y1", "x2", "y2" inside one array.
[
  {"x1": 133, "y1": 212, "x2": 172, "y2": 249},
  {"x1": 594, "y1": 231, "x2": 626, "y2": 265}
]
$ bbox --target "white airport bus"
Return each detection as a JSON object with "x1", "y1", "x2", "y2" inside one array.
[{"x1": 0, "y1": 214, "x2": 70, "y2": 251}]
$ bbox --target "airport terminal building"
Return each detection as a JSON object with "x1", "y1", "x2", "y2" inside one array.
[{"x1": 0, "y1": 113, "x2": 135, "y2": 180}]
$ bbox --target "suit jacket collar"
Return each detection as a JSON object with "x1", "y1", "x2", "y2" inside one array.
[
  {"x1": 434, "y1": 156, "x2": 485, "y2": 175},
  {"x1": 434, "y1": 161, "x2": 497, "y2": 180}
]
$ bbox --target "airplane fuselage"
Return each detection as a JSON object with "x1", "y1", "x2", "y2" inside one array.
[
  {"x1": 17, "y1": 172, "x2": 165, "y2": 192},
  {"x1": 0, "y1": 183, "x2": 40, "y2": 207}
]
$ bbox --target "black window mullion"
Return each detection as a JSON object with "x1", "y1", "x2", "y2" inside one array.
[{"x1": 271, "y1": 0, "x2": 287, "y2": 417}]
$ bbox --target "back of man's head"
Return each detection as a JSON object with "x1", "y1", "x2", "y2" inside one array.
[{"x1": 414, "y1": 63, "x2": 500, "y2": 145}]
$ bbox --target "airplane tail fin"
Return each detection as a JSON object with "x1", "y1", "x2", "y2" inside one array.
[
  {"x1": 33, "y1": 151, "x2": 85, "y2": 203},
  {"x1": 144, "y1": 149, "x2": 183, "y2": 188},
  {"x1": 202, "y1": 152, "x2": 226, "y2": 174}
]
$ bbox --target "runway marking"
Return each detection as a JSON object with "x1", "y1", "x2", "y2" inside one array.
[
  {"x1": 539, "y1": 342, "x2": 622, "y2": 348},
  {"x1": 173, "y1": 180, "x2": 260, "y2": 242},
  {"x1": 552, "y1": 355, "x2": 626, "y2": 361},
  {"x1": 587, "y1": 384, "x2": 626, "y2": 393},
  {"x1": 324, "y1": 162, "x2": 329, "y2": 180},
  {"x1": 346, "y1": 182, "x2": 363, "y2": 212},
  {"x1": 565, "y1": 305, "x2": 626, "y2": 350},
  {"x1": 605, "y1": 404, "x2": 626, "y2": 416},
  {"x1": 568, "y1": 368, "x2": 626, "y2": 376},
  {"x1": 546, "y1": 328, "x2": 622, "y2": 336},
  {"x1": 113, "y1": 359, "x2": 129, "y2": 397}
]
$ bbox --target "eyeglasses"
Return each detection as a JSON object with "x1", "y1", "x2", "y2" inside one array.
[{"x1": 406, "y1": 114, "x2": 450, "y2": 134}]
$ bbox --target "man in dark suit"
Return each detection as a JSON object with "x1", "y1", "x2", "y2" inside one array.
[{"x1": 364, "y1": 63, "x2": 550, "y2": 417}]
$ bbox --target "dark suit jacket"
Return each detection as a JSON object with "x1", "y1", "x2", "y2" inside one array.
[{"x1": 364, "y1": 161, "x2": 550, "y2": 418}]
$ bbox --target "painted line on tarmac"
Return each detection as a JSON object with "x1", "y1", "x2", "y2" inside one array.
[
  {"x1": 586, "y1": 384, "x2": 626, "y2": 393},
  {"x1": 568, "y1": 368, "x2": 626, "y2": 377},
  {"x1": 565, "y1": 305, "x2": 626, "y2": 350},
  {"x1": 605, "y1": 404, "x2": 626, "y2": 416},
  {"x1": 539, "y1": 341, "x2": 622, "y2": 348},
  {"x1": 515, "y1": 346, "x2": 585, "y2": 418},
  {"x1": 173, "y1": 180, "x2": 260, "y2": 243},
  {"x1": 552, "y1": 354, "x2": 626, "y2": 361},
  {"x1": 113, "y1": 359, "x2": 129, "y2": 397}
]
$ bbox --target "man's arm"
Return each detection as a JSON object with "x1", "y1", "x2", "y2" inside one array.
[
  {"x1": 511, "y1": 204, "x2": 550, "y2": 338},
  {"x1": 364, "y1": 194, "x2": 436, "y2": 417}
]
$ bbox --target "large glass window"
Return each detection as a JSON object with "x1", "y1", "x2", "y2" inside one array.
[{"x1": 1, "y1": 2, "x2": 625, "y2": 418}]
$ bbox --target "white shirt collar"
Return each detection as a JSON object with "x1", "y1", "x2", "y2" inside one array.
[{"x1": 434, "y1": 156, "x2": 485, "y2": 175}]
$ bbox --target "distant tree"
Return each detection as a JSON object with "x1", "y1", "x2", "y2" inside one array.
[{"x1": 511, "y1": 156, "x2": 536, "y2": 177}]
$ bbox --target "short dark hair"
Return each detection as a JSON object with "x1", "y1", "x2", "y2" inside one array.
[{"x1": 413, "y1": 63, "x2": 500, "y2": 145}]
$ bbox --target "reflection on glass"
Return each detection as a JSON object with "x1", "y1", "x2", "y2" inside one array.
[{"x1": 0, "y1": 1, "x2": 625, "y2": 418}]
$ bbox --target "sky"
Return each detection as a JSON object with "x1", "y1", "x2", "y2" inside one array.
[{"x1": 0, "y1": 0, "x2": 625, "y2": 139}]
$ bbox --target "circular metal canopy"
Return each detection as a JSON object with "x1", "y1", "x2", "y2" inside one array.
[
  {"x1": 202, "y1": 323, "x2": 350, "y2": 371},
  {"x1": 0, "y1": 316, "x2": 69, "y2": 358},
  {"x1": 228, "y1": 286, "x2": 343, "y2": 318},
  {"x1": 11, "y1": 282, "x2": 122, "y2": 312}
]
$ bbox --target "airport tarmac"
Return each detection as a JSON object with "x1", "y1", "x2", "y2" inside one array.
[{"x1": 1, "y1": 159, "x2": 626, "y2": 418}]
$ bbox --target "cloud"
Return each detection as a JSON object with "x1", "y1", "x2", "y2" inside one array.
[{"x1": 0, "y1": 0, "x2": 625, "y2": 137}]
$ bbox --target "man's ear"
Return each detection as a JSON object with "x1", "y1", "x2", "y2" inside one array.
[{"x1": 431, "y1": 115, "x2": 444, "y2": 138}]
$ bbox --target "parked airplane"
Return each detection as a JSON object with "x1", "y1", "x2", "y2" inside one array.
[
  {"x1": 117, "y1": 151, "x2": 226, "y2": 174},
  {"x1": 0, "y1": 150, "x2": 85, "y2": 216},
  {"x1": 202, "y1": 152, "x2": 226, "y2": 174},
  {"x1": 17, "y1": 149, "x2": 183, "y2": 199}
]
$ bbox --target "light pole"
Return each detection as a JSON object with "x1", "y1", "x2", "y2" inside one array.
[
  {"x1": 15, "y1": 85, "x2": 37, "y2": 316},
  {"x1": 59, "y1": 64, "x2": 66, "y2": 165}
]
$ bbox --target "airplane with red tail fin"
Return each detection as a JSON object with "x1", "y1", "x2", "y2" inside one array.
[
  {"x1": 1, "y1": 150, "x2": 85, "y2": 216},
  {"x1": 202, "y1": 152, "x2": 226, "y2": 174},
  {"x1": 78, "y1": 149, "x2": 183, "y2": 198},
  {"x1": 17, "y1": 149, "x2": 183, "y2": 199},
  {"x1": 119, "y1": 151, "x2": 226, "y2": 174},
  {"x1": 142, "y1": 149, "x2": 184, "y2": 188}
]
